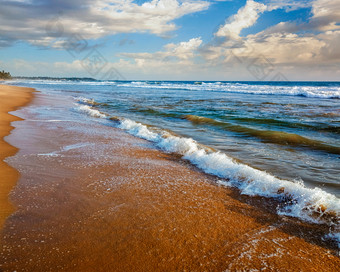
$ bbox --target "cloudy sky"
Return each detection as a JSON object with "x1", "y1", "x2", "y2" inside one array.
[{"x1": 0, "y1": 0, "x2": 339, "y2": 80}]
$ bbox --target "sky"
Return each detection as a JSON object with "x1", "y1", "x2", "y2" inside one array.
[{"x1": 0, "y1": 0, "x2": 339, "y2": 81}]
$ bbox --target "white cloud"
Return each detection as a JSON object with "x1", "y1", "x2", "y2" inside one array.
[
  {"x1": 38, "y1": 0, "x2": 340, "y2": 80},
  {"x1": 265, "y1": 0, "x2": 311, "y2": 12},
  {"x1": 312, "y1": 0, "x2": 340, "y2": 19},
  {"x1": 263, "y1": 0, "x2": 340, "y2": 34},
  {"x1": 1, "y1": 59, "x2": 81, "y2": 77},
  {"x1": 120, "y1": 37, "x2": 202, "y2": 67},
  {"x1": 201, "y1": 0, "x2": 340, "y2": 72},
  {"x1": 0, "y1": 0, "x2": 210, "y2": 47},
  {"x1": 215, "y1": 0, "x2": 267, "y2": 39},
  {"x1": 310, "y1": 0, "x2": 340, "y2": 31},
  {"x1": 1, "y1": 37, "x2": 204, "y2": 79},
  {"x1": 234, "y1": 32, "x2": 327, "y2": 64},
  {"x1": 3, "y1": 0, "x2": 340, "y2": 80}
]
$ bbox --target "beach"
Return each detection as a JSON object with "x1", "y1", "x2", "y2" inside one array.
[
  {"x1": 0, "y1": 83, "x2": 339, "y2": 271},
  {"x1": 0, "y1": 85, "x2": 35, "y2": 228}
]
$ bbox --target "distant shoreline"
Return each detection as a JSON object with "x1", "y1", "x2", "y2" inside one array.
[{"x1": 6, "y1": 77, "x2": 340, "y2": 83}]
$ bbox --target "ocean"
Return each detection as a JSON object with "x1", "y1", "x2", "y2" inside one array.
[{"x1": 5, "y1": 79, "x2": 340, "y2": 243}]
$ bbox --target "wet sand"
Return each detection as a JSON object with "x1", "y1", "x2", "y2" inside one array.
[
  {"x1": 0, "y1": 84, "x2": 35, "y2": 228},
  {"x1": 0, "y1": 90, "x2": 339, "y2": 271}
]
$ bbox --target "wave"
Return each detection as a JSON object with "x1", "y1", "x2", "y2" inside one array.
[
  {"x1": 117, "y1": 103, "x2": 340, "y2": 135},
  {"x1": 301, "y1": 111, "x2": 340, "y2": 119},
  {"x1": 77, "y1": 97, "x2": 109, "y2": 107},
  {"x1": 230, "y1": 116, "x2": 340, "y2": 134},
  {"x1": 183, "y1": 115, "x2": 340, "y2": 155},
  {"x1": 231, "y1": 116, "x2": 312, "y2": 129},
  {"x1": 77, "y1": 97, "x2": 340, "y2": 154},
  {"x1": 117, "y1": 81, "x2": 340, "y2": 99},
  {"x1": 10, "y1": 79, "x2": 340, "y2": 99},
  {"x1": 77, "y1": 105, "x2": 107, "y2": 118},
  {"x1": 131, "y1": 107, "x2": 180, "y2": 118},
  {"x1": 9, "y1": 79, "x2": 118, "y2": 86},
  {"x1": 75, "y1": 102, "x2": 340, "y2": 246}
]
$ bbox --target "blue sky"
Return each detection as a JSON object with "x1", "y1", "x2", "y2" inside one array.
[{"x1": 0, "y1": 0, "x2": 339, "y2": 80}]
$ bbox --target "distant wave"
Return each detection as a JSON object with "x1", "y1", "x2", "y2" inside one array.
[
  {"x1": 75, "y1": 99, "x2": 340, "y2": 246},
  {"x1": 117, "y1": 81, "x2": 340, "y2": 99},
  {"x1": 8, "y1": 79, "x2": 340, "y2": 99},
  {"x1": 8, "y1": 79, "x2": 117, "y2": 86}
]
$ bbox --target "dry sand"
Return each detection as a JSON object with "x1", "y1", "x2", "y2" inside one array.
[
  {"x1": 0, "y1": 88, "x2": 339, "y2": 271},
  {"x1": 0, "y1": 84, "x2": 35, "y2": 228}
]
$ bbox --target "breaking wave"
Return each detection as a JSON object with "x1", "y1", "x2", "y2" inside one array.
[
  {"x1": 75, "y1": 101, "x2": 340, "y2": 246},
  {"x1": 116, "y1": 81, "x2": 340, "y2": 99}
]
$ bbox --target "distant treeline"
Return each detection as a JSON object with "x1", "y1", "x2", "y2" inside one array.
[
  {"x1": 14, "y1": 76, "x2": 97, "y2": 81},
  {"x1": 0, "y1": 70, "x2": 12, "y2": 79}
]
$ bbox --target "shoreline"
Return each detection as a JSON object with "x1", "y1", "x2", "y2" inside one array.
[
  {"x1": 0, "y1": 87, "x2": 339, "y2": 271},
  {"x1": 0, "y1": 84, "x2": 35, "y2": 228}
]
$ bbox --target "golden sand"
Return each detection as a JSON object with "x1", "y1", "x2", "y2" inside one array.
[{"x1": 0, "y1": 84, "x2": 35, "y2": 228}]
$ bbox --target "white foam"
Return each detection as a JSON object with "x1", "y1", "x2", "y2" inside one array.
[
  {"x1": 76, "y1": 97, "x2": 98, "y2": 105},
  {"x1": 37, "y1": 151, "x2": 60, "y2": 157},
  {"x1": 76, "y1": 104, "x2": 340, "y2": 246},
  {"x1": 117, "y1": 82, "x2": 340, "y2": 99},
  {"x1": 77, "y1": 105, "x2": 107, "y2": 118},
  {"x1": 62, "y1": 143, "x2": 92, "y2": 151},
  {"x1": 37, "y1": 143, "x2": 91, "y2": 157},
  {"x1": 118, "y1": 119, "x2": 160, "y2": 141},
  {"x1": 115, "y1": 118, "x2": 340, "y2": 222},
  {"x1": 11, "y1": 79, "x2": 340, "y2": 99},
  {"x1": 77, "y1": 96, "x2": 92, "y2": 103}
]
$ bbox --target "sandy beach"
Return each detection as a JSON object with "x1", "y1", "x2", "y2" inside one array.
[
  {"x1": 0, "y1": 84, "x2": 35, "y2": 228},
  {"x1": 0, "y1": 85, "x2": 339, "y2": 271}
]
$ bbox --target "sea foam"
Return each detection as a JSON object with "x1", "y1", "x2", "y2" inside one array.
[
  {"x1": 76, "y1": 102, "x2": 340, "y2": 246},
  {"x1": 117, "y1": 81, "x2": 340, "y2": 99},
  {"x1": 77, "y1": 104, "x2": 107, "y2": 119}
]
